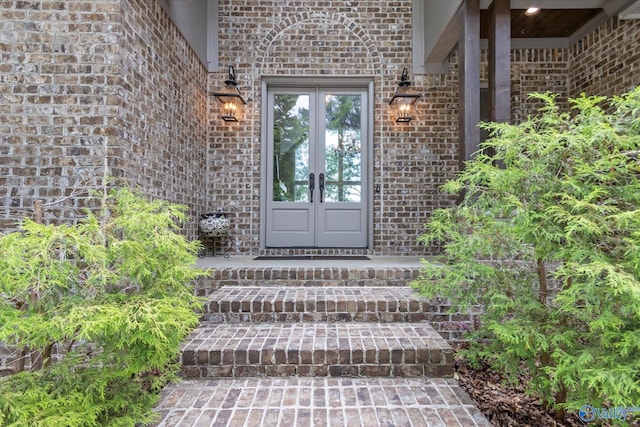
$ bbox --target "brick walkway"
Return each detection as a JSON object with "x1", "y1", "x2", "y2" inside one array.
[
  {"x1": 154, "y1": 377, "x2": 490, "y2": 427},
  {"x1": 152, "y1": 257, "x2": 491, "y2": 426}
]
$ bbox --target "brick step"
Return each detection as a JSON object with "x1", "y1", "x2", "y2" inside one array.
[
  {"x1": 180, "y1": 322, "x2": 453, "y2": 379},
  {"x1": 153, "y1": 377, "x2": 491, "y2": 427},
  {"x1": 196, "y1": 266, "x2": 422, "y2": 294},
  {"x1": 202, "y1": 286, "x2": 433, "y2": 323}
]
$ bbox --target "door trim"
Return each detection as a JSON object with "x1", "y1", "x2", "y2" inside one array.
[{"x1": 260, "y1": 76, "x2": 375, "y2": 250}]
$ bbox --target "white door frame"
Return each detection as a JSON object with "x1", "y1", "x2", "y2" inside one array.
[{"x1": 260, "y1": 76, "x2": 375, "y2": 250}]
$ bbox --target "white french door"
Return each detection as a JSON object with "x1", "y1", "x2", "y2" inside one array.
[{"x1": 265, "y1": 87, "x2": 369, "y2": 248}]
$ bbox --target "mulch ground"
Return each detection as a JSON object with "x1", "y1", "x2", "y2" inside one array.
[{"x1": 454, "y1": 352, "x2": 640, "y2": 427}]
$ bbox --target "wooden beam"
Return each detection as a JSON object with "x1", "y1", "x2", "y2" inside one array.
[
  {"x1": 458, "y1": 0, "x2": 481, "y2": 171},
  {"x1": 488, "y1": 0, "x2": 511, "y2": 124}
]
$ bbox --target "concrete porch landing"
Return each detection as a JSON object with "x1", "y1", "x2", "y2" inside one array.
[{"x1": 152, "y1": 256, "x2": 490, "y2": 426}]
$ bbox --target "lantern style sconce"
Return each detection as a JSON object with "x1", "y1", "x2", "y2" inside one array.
[
  {"x1": 389, "y1": 67, "x2": 421, "y2": 123},
  {"x1": 213, "y1": 65, "x2": 246, "y2": 122}
]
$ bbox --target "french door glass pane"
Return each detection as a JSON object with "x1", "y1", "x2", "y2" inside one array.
[
  {"x1": 324, "y1": 94, "x2": 362, "y2": 203},
  {"x1": 273, "y1": 94, "x2": 310, "y2": 202}
]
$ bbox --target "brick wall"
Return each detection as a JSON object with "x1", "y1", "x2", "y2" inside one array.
[
  {"x1": 0, "y1": 0, "x2": 209, "y2": 237},
  {"x1": 570, "y1": 16, "x2": 640, "y2": 98},
  {"x1": 208, "y1": 0, "x2": 577, "y2": 256},
  {"x1": 0, "y1": 0, "x2": 209, "y2": 374},
  {"x1": 0, "y1": 0, "x2": 122, "y2": 230},
  {"x1": 2, "y1": 1, "x2": 638, "y2": 252},
  {"x1": 116, "y1": 0, "x2": 209, "y2": 237},
  {"x1": 508, "y1": 48, "x2": 571, "y2": 120},
  {"x1": 208, "y1": 1, "x2": 459, "y2": 256}
]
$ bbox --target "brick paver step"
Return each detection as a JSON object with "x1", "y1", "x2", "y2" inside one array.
[
  {"x1": 201, "y1": 266, "x2": 422, "y2": 291},
  {"x1": 203, "y1": 286, "x2": 433, "y2": 323},
  {"x1": 180, "y1": 322, "x2": 453, "y2": 379},
  {"x1": 153, "y1": 258, "x2": 492, "y2": 425},
  {"x1": 153, "y1": 377, "x2": 491, "y2": 427}
]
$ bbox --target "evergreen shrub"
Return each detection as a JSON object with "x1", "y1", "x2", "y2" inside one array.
[
  {"x1": 0, "y1": 187, "x2": 207, "y2": 426},
  {"x1": 413, "y1": 88, "x2": 640, "y2": 421}
]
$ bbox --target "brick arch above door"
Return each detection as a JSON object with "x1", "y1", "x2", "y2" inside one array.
[{"x1": 255, "y1": 12, "x2": 382, "y2": 77}]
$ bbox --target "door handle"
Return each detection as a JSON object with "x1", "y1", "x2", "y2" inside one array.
[
  {"x1": 319, "y1": 173, "x2": 325, "y2": 203},
  {"x1": 309, "y1": 173, "x2": 315, "y2": 203}
]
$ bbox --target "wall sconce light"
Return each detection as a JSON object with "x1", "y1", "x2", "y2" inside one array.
[
  {"x1": 389, "y1": 67, "x2": 421, "y2": 123},
  {"x1": 213, "y1": 65, "x2": 246, "y2": 122}
]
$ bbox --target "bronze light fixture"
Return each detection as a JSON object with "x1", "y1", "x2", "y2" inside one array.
[
  {"x1": 389, "y1": 67, "x2": 421, "y2": 123},
  {"x1": 213, "y1": 65, "x2": 246, "y2": 122}
]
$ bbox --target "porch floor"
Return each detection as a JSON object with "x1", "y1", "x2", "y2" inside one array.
[{"x1": 194, "y1": 255, "x2": 427, "y2": 270}]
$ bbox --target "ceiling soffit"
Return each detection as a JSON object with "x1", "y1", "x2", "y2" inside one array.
[
  {"x1": 414, "y1": 0, "x2": 640, "y2": 74},
  {"x1": 480, "y1": 9, "x2": 602, "y2": 39}
]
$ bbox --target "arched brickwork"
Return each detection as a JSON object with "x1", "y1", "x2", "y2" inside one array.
[{"x1": 255, "y1": 12, "x2": 382, "y2": 76}]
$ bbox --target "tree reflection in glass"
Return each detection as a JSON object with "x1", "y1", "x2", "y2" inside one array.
[
  {"x1": 273, "y1": 94, "x2": 310, "y2": 202},
  {"x1": 324, "y1": 94, "x2": 362, "y2": 202}
]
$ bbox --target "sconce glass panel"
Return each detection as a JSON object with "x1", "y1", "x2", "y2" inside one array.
[
  {"x1": 214, "y1": 66, "x2": 246, "y2": 122},
  {"x1": 389, "y1": 68, "x2": 421, "y2": 123},
  {"x1": 390, "y1": 86, "x2": 420, "y2": 123}
]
